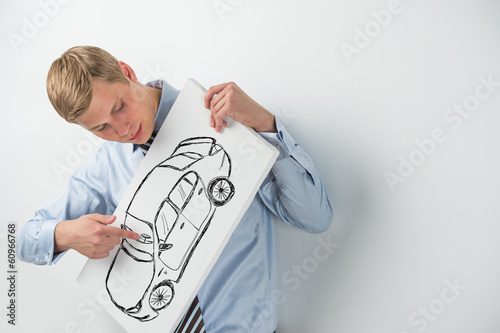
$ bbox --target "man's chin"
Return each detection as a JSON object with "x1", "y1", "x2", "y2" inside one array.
[{"x1": 136, "y1": 129, "x2": 155, "y2": 145}]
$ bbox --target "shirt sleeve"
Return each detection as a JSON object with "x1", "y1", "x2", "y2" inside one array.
[
  {"x1": 257, "y1": 118, "x2": 333, "y2": 233},
  {"x1": 18, "y1": 147, "x2": 112, "y2": 265}
]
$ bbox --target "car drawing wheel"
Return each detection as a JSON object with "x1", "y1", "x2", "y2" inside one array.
[
  {"x1": 149, "y1": 281, "x2": 174, "y2": 311},
  {"x1": 208, "y1": 177, "x2": 235, "y2": 207}
]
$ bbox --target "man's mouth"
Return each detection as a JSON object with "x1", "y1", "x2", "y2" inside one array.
[{"x1": 129, "y1": 125, "x2": 142, "y2": 141}]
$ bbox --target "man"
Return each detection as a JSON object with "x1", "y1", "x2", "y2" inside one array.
[{"x1": 19, "y1": 46, "x2": 333, "y2": 332}]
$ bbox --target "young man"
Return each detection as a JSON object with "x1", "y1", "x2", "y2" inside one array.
[{"x1": 19, "y1": 46, "x2": 333, "y2": 332}]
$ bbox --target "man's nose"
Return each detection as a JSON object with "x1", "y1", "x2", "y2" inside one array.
[{"x1": 111, "y1": 121, "x2": 130, "y2": 137}]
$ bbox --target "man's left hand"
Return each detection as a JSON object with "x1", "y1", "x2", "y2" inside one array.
[{"x1": 204, "y1": 82, "x2": 277, "y2": 133}]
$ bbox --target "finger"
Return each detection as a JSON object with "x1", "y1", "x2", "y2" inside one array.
[
  {"x1": 91, "y1": 251, "x2": 110, "y2": 260},
  {"x1": 208, "y1": 86, "x2": 226, "y2": 128},
  {"x1": 91, "y1": 214, "x2": 116, "y2": 225},
  {"x1": 102, "y1": 236, "x2": 122, "y2": 247},
  {"x1": 107, "y1": 226, "x2": 140, "y2": 240},
  {"x1": 210, "y1": 99, "x2": 218, "y2": 128},
  {"x1": 213, "y1": 105, "x2": 230, "y2": 133},
  {"x1": 210, "y1": 110, "x2": 215, "y2": 128},
  {"x1": 101, "y1": 244, "x2": 115, "y2": 252},
  {"x1": 210, "y1": 94, "x2": 229, "y2": 130},
  {"x1": 85, "y1": 246, "x2": 111, "y2": 259},
  {"x1": 209, "y1": 86, "x2": 228, "y2": 111},
  {"x1": 209, "y1": 88, "x2": 228, "y2": 128},
  {"x1": 204, "y1": 82, "x2": 230, "y2": 108},
  {"x1": 211, "y1": 97, "x2": 228, "y2": 115},
  {"x1": 92, "y1": 244, "x2": 115, "y2": 253}
]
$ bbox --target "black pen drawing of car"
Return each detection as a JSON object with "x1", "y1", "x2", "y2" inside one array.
[{"x1": 105, "y1": 136, "x2": 235, "y2": 322}]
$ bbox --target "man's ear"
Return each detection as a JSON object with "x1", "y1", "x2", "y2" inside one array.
[{"x1": 117, "y1": 61, "x2": 137, "y2": 82}]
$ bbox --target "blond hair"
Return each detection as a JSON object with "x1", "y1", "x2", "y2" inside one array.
[{"x1": 46, "y1": 46, "x2": 129, "y2": 123}]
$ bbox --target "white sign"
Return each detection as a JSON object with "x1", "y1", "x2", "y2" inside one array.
[{"x1": 77, "y1": 78, "x2": 278, "y2": 332}]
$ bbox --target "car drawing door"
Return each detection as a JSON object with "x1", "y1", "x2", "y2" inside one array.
[{"x1": 158, "y1": 171, "x2": 209, "y2": 271}]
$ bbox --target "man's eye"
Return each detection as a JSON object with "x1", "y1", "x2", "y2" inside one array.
[{"x1": 97, "y1": 124, "x2": 108, "y2": 132}]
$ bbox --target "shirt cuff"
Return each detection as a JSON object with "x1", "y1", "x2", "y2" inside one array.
[
  {"x1": 258, "y1": 118, "x2": 290, "y2": 160},
  {"x1": 258, "y1": 117, "x2": 314, "y2": 169},
  {"x1": 39, "y1": 219, "x2": 66, "y2": 265}
]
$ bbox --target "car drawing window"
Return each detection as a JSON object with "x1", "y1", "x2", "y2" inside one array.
[
  {"x1": 168, "y1": 172, "x2": 198, "y2": 211},
  {"x1": 182, "y1": 181, "x2": 211, "y2": 230},
  {"x1": 209, "y1": 143, "x2": 222, "y2": 155},
  {"x1": 160, "y1": 153, "x2": 202, "y2": 171},
  {"x1": 181, "y1": 152, "x2": 203, "y2": 159},
  {"x1": 156, "y1": 201, "x2": 177, "y2": 241}
]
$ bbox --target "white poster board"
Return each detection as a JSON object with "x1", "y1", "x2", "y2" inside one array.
[{"x1": 77, "y1": 78, "x2": 278, "y2": 332}]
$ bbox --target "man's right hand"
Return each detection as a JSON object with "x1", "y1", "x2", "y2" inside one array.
[{"x1": 54, "y1": 214, "x2": 140, "y2": 259}]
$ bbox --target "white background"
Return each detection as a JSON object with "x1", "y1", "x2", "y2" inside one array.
[{"x1": 1, "y1": 0, "x2": 499, "y2": 332}]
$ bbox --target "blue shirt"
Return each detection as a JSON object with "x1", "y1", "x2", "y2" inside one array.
[{"x1": 19, "y1": 80, "x2": 333, "y2": 332}]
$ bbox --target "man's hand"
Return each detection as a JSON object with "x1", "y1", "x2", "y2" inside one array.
[
  {"x1": 204, "y1": 82, "x2": 277, "y2": 133},
  {"x1": 54, "y1": 214, "x2": 140, "y2": 259}
]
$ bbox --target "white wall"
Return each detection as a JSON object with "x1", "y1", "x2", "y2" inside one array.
[{"x1": 1, "y1": 0, "x2": 500, "y2": 332}]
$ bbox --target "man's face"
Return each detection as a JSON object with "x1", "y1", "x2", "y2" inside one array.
[{"x1": 76, "y1": 78, "x2": 158, "y2": 144}]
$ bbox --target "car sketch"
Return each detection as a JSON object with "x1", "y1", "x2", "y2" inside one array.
[{"x1": 105, "y1": 136, "x2": 235, "y2": 322}]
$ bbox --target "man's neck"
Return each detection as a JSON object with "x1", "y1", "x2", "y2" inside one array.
[{"x1": 144, "y1": 84, "x2": 163, "y2": 119}]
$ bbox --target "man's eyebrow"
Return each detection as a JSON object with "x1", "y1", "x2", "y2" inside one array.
[{"x1": 88, "y1": 97, "x2": 119, "y2": 131}]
